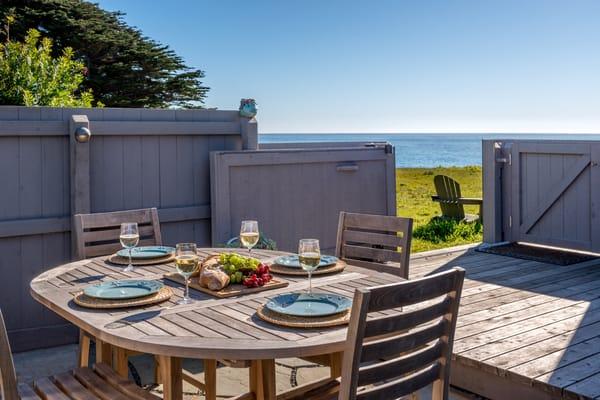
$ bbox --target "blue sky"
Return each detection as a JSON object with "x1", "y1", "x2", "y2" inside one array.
[{"x1": 97, "y1": 0, "x2": 600, "y2": 133}]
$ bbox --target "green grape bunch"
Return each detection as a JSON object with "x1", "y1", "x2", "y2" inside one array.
[{"x1": 219, "y1": 253, "x2": 260, "y2": 284}]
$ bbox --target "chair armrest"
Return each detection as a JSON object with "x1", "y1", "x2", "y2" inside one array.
[
  {"x1": 431, "y1": 195, "x2": 442, "y2": 202},
  {"x1": 457, "y1": 197, "x2": 483, "y2": 205}
]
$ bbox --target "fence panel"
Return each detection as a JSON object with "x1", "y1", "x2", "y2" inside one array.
[{"x1": 0, "y1": 106, "x2": 253, "y2": 351}]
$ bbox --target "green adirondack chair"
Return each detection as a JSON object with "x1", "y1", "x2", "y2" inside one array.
[{"x1": 431, "y1": 175, "x2": 483, "y2": 222}]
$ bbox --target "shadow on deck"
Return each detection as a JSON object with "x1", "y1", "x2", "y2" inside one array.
[{"x1": 410, "y1": 244, "x2": 600, "y2": 400}]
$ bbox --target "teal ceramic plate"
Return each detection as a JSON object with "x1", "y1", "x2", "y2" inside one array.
[
  {"x1": 273, "y1": 255, "x2": 338, "y2": 269},
  {"x1": 117, "y1": 246, "x2": 175, "y2": 259},
  {"x1": 265, "y1": 292, "x2": 352, "y2": 317},
  {"x1": 83, "y1": 280, "x2": 164, "y2": 300}
]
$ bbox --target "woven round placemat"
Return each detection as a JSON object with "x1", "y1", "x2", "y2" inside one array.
[
  {"x1": 269, "y1": 260, "x2": 346, "y2": 276},
  {"x1": 256, "y1": 304, "x2": 350, "y2": 328},
  {"x1": 73, "y1": 286, "x2": 173, "y2": 309},
  {"x1": 106, "y1": 253, "x2": 175, "y2": 266}
]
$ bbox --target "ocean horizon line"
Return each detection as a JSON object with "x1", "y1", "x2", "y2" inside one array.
[{"x1": 259, "y1": 132, "x2": 600, "y2": 135}]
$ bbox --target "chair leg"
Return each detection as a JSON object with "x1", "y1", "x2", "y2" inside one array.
[
  {"x1": 204, "y1": 359, "x2": 217, "y2": 400},
  {"x1": 431, "y1": 379, "x2": 444, "y2": 400},
  {"x1": 77, "y1": 330, "x2": 91, "y2": 368}
]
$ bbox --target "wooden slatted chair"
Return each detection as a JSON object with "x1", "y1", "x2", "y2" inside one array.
[
  {"x1": 72, "y1": 208, "x2": 164, "y2": 373},
  {"x1": 73, "y1": 208, "x2": 218, "y2": 399},
  {"x1": 0, "y1": 309, "x2": 159, "y2": 400},
  {"x1": 431, "y1": 175, "x2": 482, "y2": 222},
  {"x1": 73, "y1": 207, "x2": 163, "y2": 260},
  {"x1": 336, "y1": 211, "x2": 413, "y2": 279},
  {"x1": 284, "y1": 267, "x2": 465, "y2": 400}
]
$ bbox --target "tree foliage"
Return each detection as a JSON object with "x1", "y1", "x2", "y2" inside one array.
[
  {"x1": 0, "y1": 0, "x2": 209, "y2": 108},
  {"x1": 0, "y1": 27, "x2": 96, "y2": 107}
]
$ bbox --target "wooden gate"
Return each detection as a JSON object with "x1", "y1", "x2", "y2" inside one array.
[
  {"x1": 505, "y1": 141, "x2": 600, "y2": 252},
  {"x1": 210, "y1": 143, "x2": 396, "y2": 253}
]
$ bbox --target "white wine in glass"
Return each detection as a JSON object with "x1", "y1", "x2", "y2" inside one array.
[
  {"x1": 175, "y1": 243, "x2": 199, "y2": 305},
  {"x1": 299, "y1": 239, "x2": 320, "y2": 296},
  {"x1": 240, "y1": 220, "x2": 259, "y2": 252},
  {"x1": 119, "y1": 222, "x2": 139, "y2": 272}
]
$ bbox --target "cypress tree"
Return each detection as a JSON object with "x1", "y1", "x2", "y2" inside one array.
[{"x1": 0, "y1": 0, "x2": 209, "y2": 108}]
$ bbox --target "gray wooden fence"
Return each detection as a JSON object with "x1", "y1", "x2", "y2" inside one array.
[
  {"x1": 0, "y1": 106, "x2": 396, "y2": 352},
  {"x1": 483, "y1": 139, "x2": 600, "y2": 252},
  {"x1": 0, "y1": 106, "x2": 256, "y2": 351}
]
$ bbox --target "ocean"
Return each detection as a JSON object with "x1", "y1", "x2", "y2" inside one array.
[{"x1": 259, "y1": 133, "x2": 600, "y2": 168}]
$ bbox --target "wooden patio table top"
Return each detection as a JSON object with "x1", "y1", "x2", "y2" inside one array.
[{"x1": 30, "y1": 248, "x2": 404, "y2": 399}]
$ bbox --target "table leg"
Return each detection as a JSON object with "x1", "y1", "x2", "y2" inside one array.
[
  {"x1": 78, "y1": 330, "x2": 91, "y2": 367},
  {"x1": 261, "y1": 360, "x2": 276, "y2": 400},
  {"x1": 249, "y1": 360, "x2": 263, "y2": 399},
  {"x1": 114, "y1": 347, "x2": 129, "y2": 378},
  {"x1": 329, "y1": 352, "x2": 343, "y2": 378},
  {"x1": 158, "y1": 355, "x2": 183, "y2": 400},
  {"x1": 204, "y1": 359, "x2": 217, "y2": 400},
  {"x1": 249, "y1": 359, "x2": 276, "y2": 400},
  {"x1": 95, "y1": 339, "x2": 113, "y2": 366}
]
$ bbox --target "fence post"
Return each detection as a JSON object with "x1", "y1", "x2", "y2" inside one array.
[
  {"x1": 240, "y1": 117, "x2": 258, "y2": 150},
  {"x1": 69, "y1": 115, "x2": 91, "y2": 258},
  {"x1": 482, "y1": 140, "x2": 503, "y2": 244}
]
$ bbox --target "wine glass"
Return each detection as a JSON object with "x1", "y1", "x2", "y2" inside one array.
[
  {"x1": 298, "y1": 239, "x2": 320, "y2": 296},
  {"x1": 175, "y1": 243, "x2": 199, "y2": 305},
  {"x1": 119, "y1": 222, "x2": 139, "y2": 272},
  {"x1": 240, "y1": 220, "x2": 259, "y2": 253}
]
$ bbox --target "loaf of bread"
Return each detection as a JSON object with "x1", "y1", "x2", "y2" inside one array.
[
  {"x1": 199, "y1": 266, "x2": 230, "y2": 291},
  {"x1": 198, "y1": 256, "x2": 230, "y2": 290},
  {"x1": 191, "y1": 254, "x2": 218, "y2": 277}
]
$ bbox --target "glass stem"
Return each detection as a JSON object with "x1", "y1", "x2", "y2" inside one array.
[
  {"x1": 128, "y1": 248, "x2": 132, "y2": 267},
  {"x1": 185, "y1": 279, "x2": 190, "y2": 300},
  {"x1": 308, "y1": 271, "x2": 312, "y2": 295}
]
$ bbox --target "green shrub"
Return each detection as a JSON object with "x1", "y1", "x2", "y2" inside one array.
[
  {"x1": 413, "y1": 216, "x2": 482, "y2": 244},
  {"x1": 0, "y1": 27, "x2": 99, "y2": 107}
]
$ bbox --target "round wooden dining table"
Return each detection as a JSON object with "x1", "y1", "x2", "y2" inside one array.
[{"x1": 30, "y1": 248, "x2": 404, "y2": 400}]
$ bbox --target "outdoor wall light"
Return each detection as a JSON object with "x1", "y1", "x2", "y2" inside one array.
[{"x1": 75, "y1": 126, "x2": 91, "y2": 143}]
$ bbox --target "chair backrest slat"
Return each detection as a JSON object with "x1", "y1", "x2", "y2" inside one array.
[
  {"x1": 0, "y1": 310, "x2": 19, "y2": 400},
  {"x1": 364, "y1": 296, "x2": 452, "y2": 337},
  {"x1": 367, "y1": 269, "x2": 462, "y2": 312},
  {"x1": 336, "y1": 212, "x2": 413, "y2": 279},
  {"x1": 73, "y1": 208, "x2": 162, "y2": 260},
  {"x1": 360, "y1": 319, "x2": 448, "y2": 363},
  {"x1": 339, "y1": 267, "x2": 465, "y2": 400},
  {"x1": 356, "y1": 362, "x2": 442, "y2": 400},
  {"x1": 357, "y1": 339, "x2": 444, "y2": 387}
]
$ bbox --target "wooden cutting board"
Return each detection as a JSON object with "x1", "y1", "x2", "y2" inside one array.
[{"x1": 163, "y1": 273, "x2": 288, "y2": 298}]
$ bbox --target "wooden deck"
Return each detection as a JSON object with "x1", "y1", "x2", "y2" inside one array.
[{"x1": 409, "y1": 244, "x2": 600, "y2": 400}]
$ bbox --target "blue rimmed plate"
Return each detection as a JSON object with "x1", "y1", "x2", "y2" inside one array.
[
  {"x1": 117, "y1": 246, "x2": 175, "y2": 259},
  {"x1": 83, "y1": 280, "x2": 164, "y2": 300},
  {"x1": 265, "y1": 292, "x2": 352, "y2": 317},
  {"x1": 273, "y1": 255, "x2": 338, "y2": 269}
]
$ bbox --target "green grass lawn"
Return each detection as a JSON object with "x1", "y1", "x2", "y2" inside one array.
[{"x1": 396, "y1": 166, "x2": 483, "y2": 253}]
